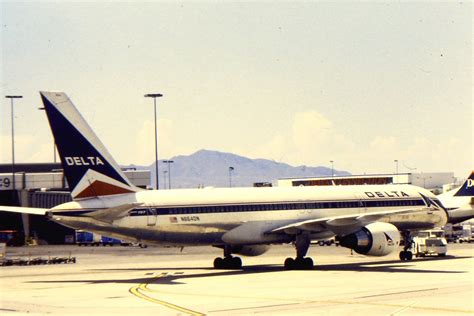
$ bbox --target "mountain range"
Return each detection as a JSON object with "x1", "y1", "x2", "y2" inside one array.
[{"x1": 127, "y1": 149, "x2": 350, "y2": 189}]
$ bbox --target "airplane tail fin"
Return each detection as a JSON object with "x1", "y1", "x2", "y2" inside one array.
[
  {"x1": 454, "y1": 171, "x2": 474, "y2": 197},
  {"x1": 40, "y1": 91, "x2": 141, "y2": 200}
]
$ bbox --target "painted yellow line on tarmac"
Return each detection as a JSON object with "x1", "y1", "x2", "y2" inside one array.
[
  {"x1": 129, "y1": 273, "x2": 472, "y2": 315},
  {"x1": 129, "y1": 273, "x2": 205, "y2": 316},
  {"x1": 132, "y1": 286, "x2": 474, "y2": 314}
]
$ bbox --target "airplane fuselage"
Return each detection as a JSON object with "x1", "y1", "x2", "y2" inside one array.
[{"x1": 50, "y1": 184, "x2": 448, "y2": 246}]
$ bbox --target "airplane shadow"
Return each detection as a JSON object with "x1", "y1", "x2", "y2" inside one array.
[{"x1": 28, "y1": 255, "x2": 471, "y2": 286}]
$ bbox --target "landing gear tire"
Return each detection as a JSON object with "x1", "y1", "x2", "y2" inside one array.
[
  {"x1": 284, "y1": 258, "x2": 295, "y2": 269},
  {"x1": 213, "y1": 257, "x2": 224, "y2": 269},
  {"x1": 231, "y1": 256, "x2": 242, "y2": 268},
  {"x1": 284, "y1": 257, "x2": 313, "y2": 270},
  {"x1": 213, "y1": 256, "x2": 242, "y2": 269},
  {"x1": 303, "y1": 257, "x2": 313, "y2": 268},
  {"x1": 399, "y1": 250, "x2": 413, "y2": 261}
]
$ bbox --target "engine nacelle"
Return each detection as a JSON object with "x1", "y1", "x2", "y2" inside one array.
[
  {"x1": 231, "y1": 245, "x2": 270, "y2": 257},
  {"x1": 338, "y1": 222, "x2": 400, "y2": 256}
]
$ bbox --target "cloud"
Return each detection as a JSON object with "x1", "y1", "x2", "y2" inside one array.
[
  {"x1": 243, "y1": 133, "x2": 290, "y2": 163},
  {"x1": 0, "y1": 134, "x2": 53, "y2": 163},
  {"x1": 119, "y1": 118, "x2": 176, "y2": 165},
  {"x1": 240, "y1": 111, "x2": 470, "y2": 177},
  {"x1": 240, "y1": 111, "x2": 355, "y2": 169},
  {"x1": 292, "y1": 111, "x2": 333, "y2": 148}
]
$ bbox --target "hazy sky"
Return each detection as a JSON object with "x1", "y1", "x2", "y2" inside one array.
[{"x1": 1, "y1": 1, "x2": 472, "y2": 178}]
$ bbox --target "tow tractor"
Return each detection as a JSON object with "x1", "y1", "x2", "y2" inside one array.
[
  {"x1": 412, "y1": 229, "x2": 447, "y2": 257},
  {"x1": 458, "y1": 224, "x2": 474, "y2": 243}
]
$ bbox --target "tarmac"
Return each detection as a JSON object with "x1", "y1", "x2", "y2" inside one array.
[{"x1": 0, "y1": 243, "x2": 472, "y2": 315}]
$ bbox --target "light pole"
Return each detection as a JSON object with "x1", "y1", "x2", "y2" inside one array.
[
  {"x1": 163, "y1": 160, "x2": 174, "y2": 189},
  {"x1": 330, "y1": 160, "x2": 334, "y2": 178},
  {"x1": 163, "y1": 170, "x2": 168, "y2": 190},
  {"x1": 38, "y1": 107, "x2": 57, "y2": 163},
  {"x1": 228, "y1": 166, "x2": 234, "y2": 187},
  {"x1": 5, "y1": 95, "x2": 22, "y2": 195},
  {"x1": 416, "y1": 173, "x2": 432, "y2": 189},
  {"x1": 144, "y1": 93, "x2": 163, "y2": 189},
  {"x1": 394, "y1": 159, "x2": 399, "y2": 184}
]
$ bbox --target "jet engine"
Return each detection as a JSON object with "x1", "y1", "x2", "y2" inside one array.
[
  {"x1": 337, "y1": 222, "x2": 400, "y2": 256},
  {"x1": 231, "y1": 245, "x2": 270, "y2": 256}
]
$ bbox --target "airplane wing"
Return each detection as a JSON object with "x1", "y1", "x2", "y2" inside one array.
[
  {"x1": 269, "y1": 192, "x2": 444, "y2": 236},
  {"x1": 268, "y1": 207, "x2": 432, "y2": 236},
  {"x1": 0, "y1": 206, "x2": 48, "y2": 216}
]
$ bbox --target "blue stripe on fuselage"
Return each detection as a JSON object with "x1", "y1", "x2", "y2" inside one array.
[{"x1": 53, "y1": 198, "x2": 426, "y2": 217}]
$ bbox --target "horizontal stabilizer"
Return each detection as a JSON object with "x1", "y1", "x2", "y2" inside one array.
[
  {"x1": 85, "y1": 203, "x2": 143, "y2": 224},
  {"x1": 0, "y1": 206, "x2": 48, "y2": 216}
]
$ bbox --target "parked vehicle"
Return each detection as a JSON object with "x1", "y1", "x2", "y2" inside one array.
[
  {"x1": 443, "y1": 224, "x2": 464, "y2": 243},
  {"x1": 317, "y1": 237, "x2": 338, "y2": 246},
  {"x1": 412, "y1": 230, "x2": 447, "y2": 257},
  {"x1": 75, "y1": 230, "x2": 122, "y2": 246},
  {"x1": 0, "y1": 230, "x2": 25, "y2": 246},
  {"x1": 458, "y1": 224, "x2": 474, "y2": 243}
]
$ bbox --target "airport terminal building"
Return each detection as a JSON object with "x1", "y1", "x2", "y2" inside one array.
[
  {"x1": 0, "y1": 163, "x2": 150, "y2": 245},
  {"x1": 277, "y1": 172, "x2": 455, "y2": 193}
]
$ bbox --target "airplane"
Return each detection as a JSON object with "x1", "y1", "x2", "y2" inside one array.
[
  {"x1": 0, "y1": 91, "x2": 455, "y2": 269},
  {"x1": 437, "y1": 172, "x2": 474, "y2": 224}
]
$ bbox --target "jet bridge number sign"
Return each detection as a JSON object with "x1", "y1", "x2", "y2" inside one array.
[{"x1": 0, "y1": 177, "x2": 12, "y2": 190}]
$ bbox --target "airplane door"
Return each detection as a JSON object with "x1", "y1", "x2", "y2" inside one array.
[{"x1": 147, "y1": 208, "x2": 157, "y2": 226}]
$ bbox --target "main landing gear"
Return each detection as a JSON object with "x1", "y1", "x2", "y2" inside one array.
[
  {"x1": 213, "y1": 245, "x2": 242, "y2": 269},
  {"x1": 399, "y1": 231, "x2": 413, "y2": 261},
  {"x1": 284, "y1": 233, "x2": 314, "y2": 270}
]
